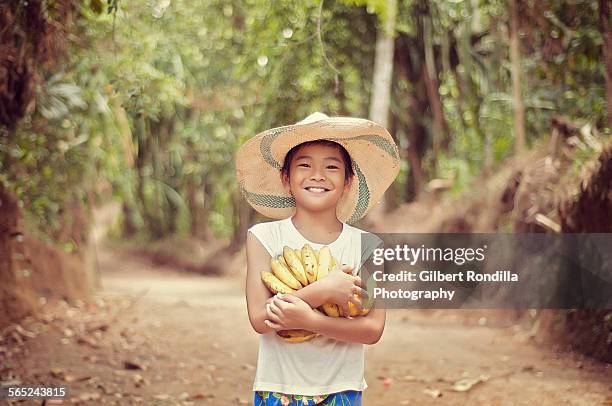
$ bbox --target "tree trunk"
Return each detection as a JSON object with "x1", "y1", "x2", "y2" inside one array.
[
  {"x1": 187, "y1": 180, "x2": 212, "y2": 240},
  {"x1": 423, "y1": 14, "x2": 448, "y2": 159},
  {"x1": 394, "y1": 33, "x2": 428, "y2": 201},
  {"x1": 510, "y1": 0, "x2": 526, "y2": 154},
  {"x1": 406, "y1": 93, "x2": 428, "y2": 199},
  {"x1": 600, "y1": 0, "x2": 612, "y2": 126},
  {"x1": 231, "y1": 188, "x2": 253, "y2": 250},
  {"x1": 365, "y1": 0, "x2": 397, "y2": 223},
  {"x1": 0, "y1": 184, "x2": 31, "y2": 327}
]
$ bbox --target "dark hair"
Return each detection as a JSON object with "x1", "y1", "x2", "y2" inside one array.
[{"x1": 281, "y1": 140, "x2": 354, "y2": 182}]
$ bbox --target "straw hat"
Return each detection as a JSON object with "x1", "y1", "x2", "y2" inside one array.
[{"x1": 235, "y1": 112, "x2": 400, "y2": 224}]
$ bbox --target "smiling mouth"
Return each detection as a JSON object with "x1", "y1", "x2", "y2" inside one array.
[{"x1": 304, "y1": 187, "x2": 330, "y2": 193}]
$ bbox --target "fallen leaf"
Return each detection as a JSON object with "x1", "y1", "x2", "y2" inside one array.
[
  {"x1": 79, "y1": 392, "x2": 101, "y2": 401},
  {"x1": 133, "y1": 374, "x2": 145, "y2": 387},
  {"x1": 15, "y1": 325, "x2": 36, "y2": 338},
  {"x1": 50, "y1": 368, "x2": 65, "y2": 379},
  {"x1": 522, "y1": 365, "x2": 534, "y2": 372},
  {"x1": 0, "y1": 379, "x2": 22, "y2": 386},
  {"x1": 83, "y1": 355, "x2": 99, "y2": 363},
  {"x1": 77, "y1": 335, "x2": 100, "y2": 348},
  {"x1": 423, "y1": 388, "x2": 441, "y2": 398},
  {"x1": 87, "y1": 323, "x2": 109, "y2": 333},
  {"x1": 123, "y1": 360, "x2": 144, "y2": 370},
  {"x1": 190, "y1": 393, "x2": 215, "y2": 400},
  {"x1": 451, "y1": 375, "x2": 489, "y2": 392}
]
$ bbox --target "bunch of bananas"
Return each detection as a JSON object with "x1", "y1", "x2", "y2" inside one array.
[{"x1": 261, "y1": 244, "x2": 372, "y2": 343}]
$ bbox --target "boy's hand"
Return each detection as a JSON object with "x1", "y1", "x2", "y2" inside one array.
[
  {"x1": 264, "y1": 294, "x2": 316, "y2": 330},
  {"x1": 318, "y1": 265, "x2": 367, "y2": 317}
]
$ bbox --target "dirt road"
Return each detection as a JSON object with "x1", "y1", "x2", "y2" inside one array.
[{"x1": 5, "y1": 239, "x2": 611, "y2": 406}]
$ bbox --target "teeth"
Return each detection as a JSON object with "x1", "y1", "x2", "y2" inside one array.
[{"x1": 306, "y1": 187, "x2": 327, "y2": 193}]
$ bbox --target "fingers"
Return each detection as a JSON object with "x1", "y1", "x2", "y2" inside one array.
[
  {"x1": 268, "y1": 300, "x2": 283, "y2": 317},
  {"x1": 348, "y1": 295, "x2": 364, "y2": 312},
  {"x1": 266, "y1": 303, "x2": 283, "y2": 324},
  {"x1": 277, "y1": 293, "x2": 299, "y2": 304},
  {"x1": 352, "y1": 285, "x2": 369, "y2": 299},
  {"x1": 351, "y1": 275, "x2": 362, "y2": 287},
  {"x1": 264, "y1": 319, "x2": 282, "y2": 330},
  {"x1": 340, "y1": 264, "x2": 353, "y2": 274},
  {"x1": 339, "y1": 302, "x2": 350, "y2": 318},
  {"x1": 273, "y1": 297, "x2": 293, "y2": 311}
]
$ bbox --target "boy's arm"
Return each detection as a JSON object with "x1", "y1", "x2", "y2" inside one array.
[
  {"x1": 245, "y1": 232, "x2": 278, "y2": 334},
  {"x1": 306, "y1": 307, "x2": 386, "y2": 345},
  {"x1": 289, "y1": 282, "x2": 328, "y2": 309},
  {"x1": 266, "y1": 294, "x2": 385, "y2": 345},
  {"x1": 290, "y1": 267, "x2": 365, "y2": 316}
]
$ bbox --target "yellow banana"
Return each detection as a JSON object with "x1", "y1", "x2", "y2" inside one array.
[
  {"x1": 278, "y1": 255, "x2": 289, "y2": 269},
  {"x1": 295, "y1": 249, "x2": 302, "y2": 263},
  {"x1": 316, "y1": 246, "x2": 332, "y2": 280},
  {"x1": 301, "y1": 244, "x2": 318, "y2": 284},
  {"x1": 270, "y1": 258, "x2": 302, "y2": 289},
  {"x1": 276, "y1": 329, "x2": 318, "y2": 343},
  {"x1": 321, "y1": 303, "x2": 341, "y2": 317},
  {"x1": 315, "y1": 247, "x2": 339, "y2": 317},
  {"x1": 283, "y1": 246, "x2": 308, "y2": 286},
  {"x1": 261, "y1": 271, "x2": 295, "y2": 294},
  {"x1": 346, "y1": 294, "x2": 363, "y2": 317}
]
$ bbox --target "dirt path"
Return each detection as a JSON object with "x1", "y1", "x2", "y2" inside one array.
[{"x1": 5, "y1": 237, "x2": 611, "y2": 406}]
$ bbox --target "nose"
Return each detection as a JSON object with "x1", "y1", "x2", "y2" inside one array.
[{"x1": 309, "y1": 165, "x2": 325, "y2": 181}]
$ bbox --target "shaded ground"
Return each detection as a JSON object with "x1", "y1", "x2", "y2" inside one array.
[{"x1": 3, "y1": 237, "x2": 611, "y2": 405}]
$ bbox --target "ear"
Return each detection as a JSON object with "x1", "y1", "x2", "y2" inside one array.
[
  {"x1": 280, "y1": 172, "x2": 292, "y2": 194},
  {"x1": 343, "y1": 174, "x2": 353, "y2": 193}
]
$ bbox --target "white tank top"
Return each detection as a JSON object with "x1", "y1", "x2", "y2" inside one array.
[{"x1": 247, "y1": 216, "x2": 382, "y2": 396}]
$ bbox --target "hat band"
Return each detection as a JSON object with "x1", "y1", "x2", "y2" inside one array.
[
  {"x1": 239, "y1": 181, "x2": 296, "y2": 208},
  {"x1": 348, "y1": 162, "x2": 369, "y2": 224}
]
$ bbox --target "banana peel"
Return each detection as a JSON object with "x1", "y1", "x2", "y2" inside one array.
[
  {"x1": 261, "y1": 271, "x2": 295, "y2": 294},
  {"x1": 301, "y1": 244, "x2": 318, "y2": 284},
  {"x1": 276, "y1": 329, "x2": 319, "y2": 343},
  {"x1": 283, "y1": 247, "x2": 308, "y2": 286},
  {"x1": 271, "y1": 258, "x2": 302, "y2": 289}
]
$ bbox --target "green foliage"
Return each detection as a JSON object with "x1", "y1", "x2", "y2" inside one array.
[{"x1": 2, "y1": 0, "x2": 610, "y2": 246}]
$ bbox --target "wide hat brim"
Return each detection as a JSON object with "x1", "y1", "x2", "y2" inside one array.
[{"x1": 235, "y1": 115, "x2": 400, "y2": 224}]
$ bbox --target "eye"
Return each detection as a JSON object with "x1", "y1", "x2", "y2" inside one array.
[
  {"x1": 297, "y1": 163, "x2": 310, "y2": 168},
  {"x1": 326, "y1": 165, "x2": 339, "y2": 170}
]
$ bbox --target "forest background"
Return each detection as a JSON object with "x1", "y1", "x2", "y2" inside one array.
[{"x1": 1, "y1": 0, "x2": 611, "y2": 363}]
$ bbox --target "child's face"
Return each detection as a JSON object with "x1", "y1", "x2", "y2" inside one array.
[{"x1": 282, "y1": 143, "x2": 352, "y2": 215}]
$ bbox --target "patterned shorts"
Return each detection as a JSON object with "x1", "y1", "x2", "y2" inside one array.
[{"x1": 254, "y1": 390, "x2": 362, "y2": 406}]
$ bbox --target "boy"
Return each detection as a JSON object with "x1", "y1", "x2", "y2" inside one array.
[{"x1": 236, "y1": 112, "x2": 400, "y2": 405}]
